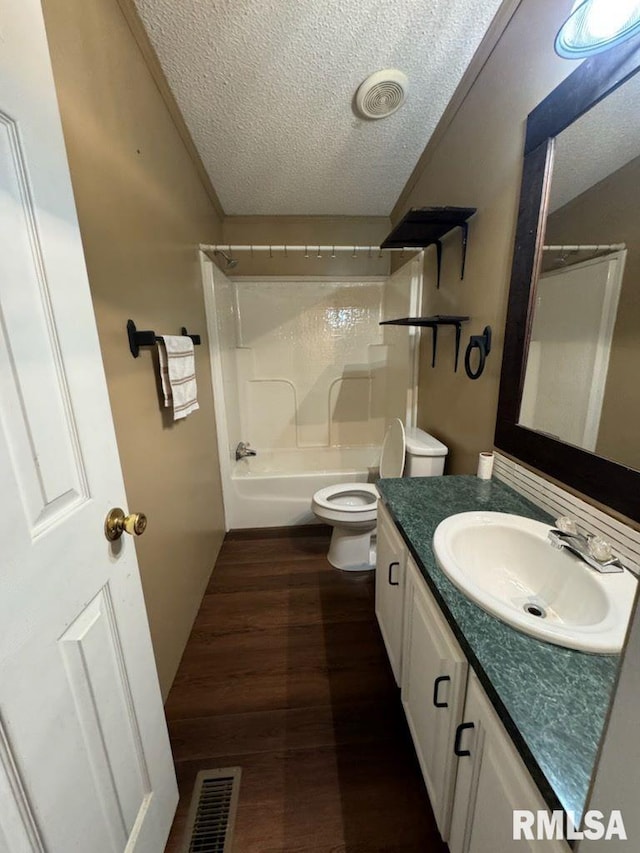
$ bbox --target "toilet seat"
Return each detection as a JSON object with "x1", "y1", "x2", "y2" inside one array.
[
  {"x1": 313, "y1": 483, "x2": 379, "y2": 512},
  {"x1": 311, "y1": 420, "x2": 408, "y2": 570}
]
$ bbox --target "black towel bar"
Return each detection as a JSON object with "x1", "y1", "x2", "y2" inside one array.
[{"x1": 127, "y1": 319, "x2": 201, "y2": 358}]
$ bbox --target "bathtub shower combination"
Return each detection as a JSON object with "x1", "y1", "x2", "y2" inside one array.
[
  {"x1": 231, "y1": 445, "x2": 381, "y2": 528},
  {"x1": 204, "y1": 255, "x2": 424, "y2": 530}
]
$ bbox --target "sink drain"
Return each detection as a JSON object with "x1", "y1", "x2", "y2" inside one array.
[{"x1": 524, "y1": 602, "x2": 547, "y2": 618}]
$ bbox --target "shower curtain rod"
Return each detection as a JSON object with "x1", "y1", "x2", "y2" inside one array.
[
  {"x1": 542, "y1": 243, "x2": 625, "y2": 252},
  {"x1": 203, "y1": 244, "x2": 420, "y2": 256}
]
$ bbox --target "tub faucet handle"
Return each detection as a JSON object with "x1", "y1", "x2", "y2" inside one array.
[{"x1": 236, "y1": 441, "x2": 257, "y2": 460}]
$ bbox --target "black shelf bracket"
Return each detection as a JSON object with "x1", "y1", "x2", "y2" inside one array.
[
  {"x1": 127, "y1": 319, "x2": 201, "y2": 358},
  {"x1": 380, "y1": 315, "x2": 470, "y2": 371},
  {"x1": 381, "y1": 207, "x2": 476, "y2": 288},
  {"x1": 435, "y1": 240, "x2": 443, "y2": 289},
  {"x1": 460, "y1": 221, "x2": 470, "y2": 279}
]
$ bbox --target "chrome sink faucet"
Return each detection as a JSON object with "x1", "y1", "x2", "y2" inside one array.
[
  {"x1": 235, "y1": 441, "x2": 257, "y2": 460},
  {"x1": 548, "y1": 517, "x2": 624, "y2": 574}
]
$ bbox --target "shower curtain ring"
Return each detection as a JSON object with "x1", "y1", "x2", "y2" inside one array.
[
  {"x1": 284, "y1": 245, "x2": 288, "y2": 258},
  {"x1": 304, "y1": 245, "x2": 309, "y2": 259},
  {"x1": 317, "y1": 246, "x2": 322, "y2": 258},
  {"x1": 352, "y1": 246, "x2": 357, "y2": 258},
  {"x1": 269, "y1": 245, "x2": 273, "y2": 259},
  {"x1": 331, "y1": 246, "x2": 336, "y2": 259}
]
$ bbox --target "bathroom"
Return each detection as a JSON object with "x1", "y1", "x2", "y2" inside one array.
[{"x1": 3, "y1": 0, "x2": 640, "y2": 850}]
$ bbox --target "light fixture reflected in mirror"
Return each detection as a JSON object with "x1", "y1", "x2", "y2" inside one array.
[{"x1": 555, "y1": 0, "x2": 640, "y2": 58}]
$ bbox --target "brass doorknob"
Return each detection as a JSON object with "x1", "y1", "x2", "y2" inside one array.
[{"x1": 105, "y1": 507, "x2": 148, "y2": 541}]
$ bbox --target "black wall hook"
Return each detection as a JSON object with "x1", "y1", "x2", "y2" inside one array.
[
  {"x1": 464, "y1": 326, "x2": 492, "y2": 380},
  {"x1": 127, "y1": 319, "x2": 201, "y2": 358}
]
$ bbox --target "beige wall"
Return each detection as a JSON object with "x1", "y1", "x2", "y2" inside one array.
[
  {"x1": 221, "y1": 216, "x2": 391, "y2": 276},
  {"x1": 545, "y1": 156, "x2": 640, "y2": 470},
  {"x1": 392, "y1": 0, "x2": 574, "y2": 474},
  {"x1": 42, "y1": 0, "x2": 225, "y2": 698}
]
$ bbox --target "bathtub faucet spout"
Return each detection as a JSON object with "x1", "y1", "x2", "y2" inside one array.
[{"x1": 236, "y1": 441, "x2": 257, "y2": 460}]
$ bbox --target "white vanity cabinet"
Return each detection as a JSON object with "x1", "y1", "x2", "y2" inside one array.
[
  {"x1": 377, "y1": 505, "x2": 571, "y2": 852},
  {"x1": 449, "y1": 672, "x2": 569, "y2": 853},
  {"x1": 402, "y1": 556, "x2": 468, "y2": 840},
  {"x1": 375, "y1": 501, "x2": 408, "y2": 684}
]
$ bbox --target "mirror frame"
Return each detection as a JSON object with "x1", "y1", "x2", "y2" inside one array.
[{"x1": 495, "y1": 40, "x2": 640, "y2": 522}]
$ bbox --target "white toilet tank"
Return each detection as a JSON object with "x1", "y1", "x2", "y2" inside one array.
[{"x1": 404, "y1": 427, "x2": 448, "y2": 477}]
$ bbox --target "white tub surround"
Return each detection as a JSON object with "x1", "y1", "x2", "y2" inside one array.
[{"x1": 203, "y1": 255, "x2": 424, "y2": 530}]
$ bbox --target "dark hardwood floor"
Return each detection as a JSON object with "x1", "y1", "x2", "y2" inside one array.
[{"x1": 163, "y1": 526, "x2": 447, "y2": 852}]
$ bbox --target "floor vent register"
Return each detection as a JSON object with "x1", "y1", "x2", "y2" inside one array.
[{"x1": 182, "y1": 767, "x2": 242, "y2": 853}]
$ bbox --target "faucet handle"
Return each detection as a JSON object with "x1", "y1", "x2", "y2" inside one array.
[
  {"x1": 555, "y1": 516, "x2": 579, "y2": 535},
  {"x1": 587, "y1": 535, "x2": 614, "y2": 563}
]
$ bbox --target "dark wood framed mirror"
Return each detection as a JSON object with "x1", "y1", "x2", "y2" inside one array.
[{"x1": 495, "y1": 39, "x2": 640, "y2": 522}]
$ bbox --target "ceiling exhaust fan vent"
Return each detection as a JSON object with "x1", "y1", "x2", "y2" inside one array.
[{"x1": 355, "y1": 69, "x2": 408, "y2": 119}]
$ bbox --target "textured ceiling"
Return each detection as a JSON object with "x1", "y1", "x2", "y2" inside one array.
[
  {"x1": 549, "y1": 70, "x2": 640, "y2": 213},
  {"x1": 133, "y1": 0, "x2": 505, "y2": 216}
]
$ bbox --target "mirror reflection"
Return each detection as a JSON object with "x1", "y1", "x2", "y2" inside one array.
[{"x1": 518, "y1": 71, "x2": 640, "y2": 471}]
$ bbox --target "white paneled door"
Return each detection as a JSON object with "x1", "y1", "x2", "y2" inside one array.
[{"x1": 0, "y1": 1, "x2": 178, "y2": 851}]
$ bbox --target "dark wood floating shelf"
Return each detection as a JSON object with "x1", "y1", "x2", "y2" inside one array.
[
  {"x1": 381, "y1": 207, "x2": 477, "y2": 288},
  {"x1": 381, "y1": 315, "x2": 470, "y2": 372}
]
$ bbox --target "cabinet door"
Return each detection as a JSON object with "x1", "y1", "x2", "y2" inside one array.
[
  {"x1": 449, "y1": 673, "x2": 569, "y2": 853},
  {"x1": 401, "y1": 557, "x2": 468, "y2": 840},
  {"x1": 375, "y1": 502, "x2": 407, "y2": 684}
]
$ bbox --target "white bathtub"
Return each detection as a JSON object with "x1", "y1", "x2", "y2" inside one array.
[{"x1": 226, "y1": 446, "x2": 381, "y2": 529}]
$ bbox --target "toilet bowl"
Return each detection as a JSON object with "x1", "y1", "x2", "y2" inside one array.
[
  {"x1": 312, "y1": 419, "x2": 448, "y2": 571},
  {"x1": 312, "y1": 483, "x2": 380, "y2": 570}
]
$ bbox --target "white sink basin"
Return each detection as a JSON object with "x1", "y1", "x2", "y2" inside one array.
[{"x1": 433, "y1": 512, "x2": 637, "y2": 653}]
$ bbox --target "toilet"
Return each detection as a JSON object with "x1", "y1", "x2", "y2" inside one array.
[{"x1": 311, "y1": 419, "x2": 448, "y2": 571}]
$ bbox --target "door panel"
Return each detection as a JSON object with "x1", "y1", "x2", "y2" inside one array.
[
  {"x1": 60, "y1": 588, "x2": 152, "y2": 843},
  {"x1": 449, "y1": 674, "x2": 569, "y2": 853},
  {"x1": 0, "y1": 109, "x2": 89, "y2": 530},
  {"x1": 0, "y1": 1, "x2": 178, "y2": 850},
  {"x1": 375, "y1": 503, "x2": 406, "y2": 684},
  {"x1": 402, "y1": 558, "x2": 467, "y2": 839},
  {"x1": 0, "y1": 721, "x2": 46, "y2": 853}
]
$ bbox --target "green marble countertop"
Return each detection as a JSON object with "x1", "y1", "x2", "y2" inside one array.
[{"x1": 377, "y1": 474, "x2": 620, "y2": 823}]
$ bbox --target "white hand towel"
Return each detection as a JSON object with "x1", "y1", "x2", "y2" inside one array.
[{"x1": 158, "y1": 335, "x2": 199, "y2": 420}]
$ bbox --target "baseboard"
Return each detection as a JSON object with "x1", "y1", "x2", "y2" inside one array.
[{"x1": 225, "y1": 523, "x2": 332, "y2": 541}]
